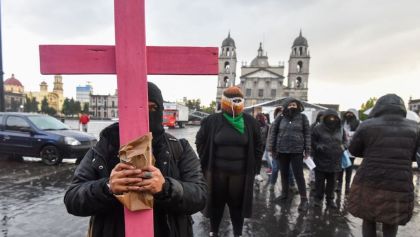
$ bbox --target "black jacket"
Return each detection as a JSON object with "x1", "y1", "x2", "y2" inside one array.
[
  {"x1": 348, "y1": 94, "x2": 420, "y2": 225},
  {"x1": 195, "y1": 112, "x2": 263, "y2": 218},
  {"x1": 268, "y1": 98, "x2": 311, "y2": 155},
  {"x1": 311, "y1": 109, "x2": 346, "y2": 173},
  {"x1": 64, "y1": 125, "x2": 207, "y2": 237}
]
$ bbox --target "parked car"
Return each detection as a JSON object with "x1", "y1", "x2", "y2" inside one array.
[{"x1": 0, "y1": 112, "x2": 97, "y2": 165}]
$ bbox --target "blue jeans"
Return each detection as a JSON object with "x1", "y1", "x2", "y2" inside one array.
[
  {"x1": 270, "y1": 158, "x2": 295, "y2": 186},
  {"x1": 263, "y1": 150, "x2": 272, "y2": 169}
]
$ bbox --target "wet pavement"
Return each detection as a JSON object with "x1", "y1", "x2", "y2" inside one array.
[{"x1": 1, "y1": 121, "x2": 420, "y2": 237}]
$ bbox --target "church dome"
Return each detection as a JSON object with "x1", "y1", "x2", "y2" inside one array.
[
  {"x1": 250, "y1": 43, "x2": 269, "y2": 67},
  {"x1": 4, "y1": 74, "x2": 23, "y2": 87},
  {"x1": 293, "y1": 30, "x2": 308, "y2": 47},
  {"x1": 222, "y1": 32, "x2": 236, "y2": 48}
]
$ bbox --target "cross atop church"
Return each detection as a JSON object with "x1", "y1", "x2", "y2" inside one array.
[{"x1": 39, "y1": 0, "x2": 218, "y2": 236}]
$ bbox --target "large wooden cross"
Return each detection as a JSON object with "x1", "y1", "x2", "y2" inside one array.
[{"x1": 39, "y1": 0, "x2": 218, "y2": 236}]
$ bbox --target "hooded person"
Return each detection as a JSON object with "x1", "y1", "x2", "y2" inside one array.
[
  {"x1": 64, "y1": 82, "x2": 207, "y2": 237},
  {"x1": 311, "y1": 109, "x2": 346, "y2": 208},
  {"x1": 347, "y1": 94, "x2": 420, "y2": 237},
  {"x1": 337, "y1": 108, "x2": 361, "y2": 194},
  {"x1": 267, "y1": 97, "x2": 311, "y2": 212},
  {"x1": 196, "y1": 86, "x2": 263, "y2": 237},
  {"x1": 255, "y1": 113, "x2": 270, "y2": 181}
]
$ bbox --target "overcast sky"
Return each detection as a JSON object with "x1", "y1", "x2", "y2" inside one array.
[{"x1": 3, "y1": 0, "x2": 420, "y2": 110}]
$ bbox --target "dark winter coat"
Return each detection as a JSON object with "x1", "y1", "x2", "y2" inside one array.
[
  {"x1": 348, "y1": 94, "x2": 420, "y2": 225},
  {"x1": 195, "y1": 112, "x2": 263, "y2": 218},
  {"x1": 311, "y1": 109, "x2": 346, "y2": 173},
  {"x1": 64, "y1": 125, "x2": 207, "y2": 237},
  {"x1": 268, "y1": 98, "x2": 311, "y2": 155}
]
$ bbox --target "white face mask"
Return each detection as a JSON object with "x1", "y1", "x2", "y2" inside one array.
[{"x1": 221, "y1": 95, "x2": 244, "y2": 118}]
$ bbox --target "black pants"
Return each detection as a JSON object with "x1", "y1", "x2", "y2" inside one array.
[
  {"x1": 315, "y1": 170, "x2": 336, "y2": 201},
  {"x1": 337, "y1": 157, "x2": 355, "y2": 190},
  {"x1": 277, "y1": 153, "x2": 307, "y2": 198},
  {"x1": 210, "y1": 171, "x2": 245, "y2": 236},
  {"x1": 362, "y1": 219, "x2": 398, "y2": 237}
]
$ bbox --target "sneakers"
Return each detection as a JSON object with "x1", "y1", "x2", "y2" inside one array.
[
  {"x1": 326, "y1": 200, "x2": 338, "y2": 209},
  {"x1": 255, "y1": 174, "x2": 264, "y2": 182},
  {"x1": 313, "y1": 199, "x2": 323, "y2": 207},
  {"x1": 274, "y1": 193, "x2": 288, "y2": 202},
  {"x1": 289, "y1": 185, "x2": 299, "y2": 194},
  {"x1": 298, "y1": 199, "x2": 309, "y2": 212}
]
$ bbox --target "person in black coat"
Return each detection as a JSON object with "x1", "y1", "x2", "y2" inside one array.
[
  {"x1": 267, "y1": 97, "x2": 311, "y2": 212},
  {"x1": 196, "y1": 86, "x2": 263, "y2": 237},
  {"x1": 64, "y1": 82, "x2": 207, "y2": 237},
  {"x1": 347, "y1": 94, "x2": 420, "y2": 237},
  {"x1": 311, "y1": 109, "x2": 346, "y2": 209}
]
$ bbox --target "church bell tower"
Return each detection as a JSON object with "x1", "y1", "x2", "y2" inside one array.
[{"x1": 216, "y1": 32, "x2": 237, "y2": 110}]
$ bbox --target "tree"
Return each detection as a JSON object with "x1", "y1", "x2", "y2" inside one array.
[
  {"x1": 185, "y1": 99, "x2": 201, "y2": 111},
  {"x1": 360, "y1": 97, "x2": 377, "y2": 120},
  {"x1": 74, "y1": 101, "x2": 82, "y2": 115},
  {"x1": 201, "y1": 100, "x2": 216, "y2": 114},
  {"x1": 24, "y1": 95, "x2": 31, "y2": 112},
  {"x1": 69, "y1": 98, "x2": 76, "y2": 117},
  {"x1": 82, "y1": 102, "x2": 89, "y2": 114},
  {"x1": 41, "y1": 97, "x2": 49, "y2": 114},
  {"x1": 31, "y1": 97, "x2": 39, "y2": 112},
  {"x1": 62, "y1": 98, "x2": 71, "y2": 116}
]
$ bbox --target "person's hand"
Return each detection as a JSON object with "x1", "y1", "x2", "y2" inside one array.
[
  {"x1": 109, "y1": 163, "x2": 143, "y2": 194},
  {"x1": 138, "y1": 165, "x2": 165, "y2": 194}
]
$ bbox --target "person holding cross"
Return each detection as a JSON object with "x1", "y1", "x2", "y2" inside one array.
[
  {"x1": 196, "y1": 86, "x2": 263, "y2": 237},
  {"x1": 64, "y1": 82, "x2": 207, "y2": 237}
]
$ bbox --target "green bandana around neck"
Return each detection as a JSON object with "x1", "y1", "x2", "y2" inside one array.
[{"x1": 223, "y1": 112, "x2": 245, "y2": 134}]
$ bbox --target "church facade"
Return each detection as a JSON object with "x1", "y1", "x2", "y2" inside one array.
[
  {"x1": 26, "y1": 75, "x2": 65, "y2": 112},
  {"x1": 216, "y1": 31, "x2": 310, "y2": 108}
]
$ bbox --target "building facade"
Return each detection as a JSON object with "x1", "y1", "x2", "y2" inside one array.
[
  {"x1": 26, "y1": 75, "x2": 64, "y2": 112},
  {"x1": 408, "y1": 97, "x2": 420, "y2": 114},
  {"x1": 4, "y1": 74, "x2": 25, "y2": 112},
  {"x1": 217, "y1": 31, "x2": 311, "y2": 107},
  {"x1": 89, "y1": 92, "x2": 118, "y2": 119},
  {"x1": 76, "y1": 84, "x2": 93, "y2": 105}
]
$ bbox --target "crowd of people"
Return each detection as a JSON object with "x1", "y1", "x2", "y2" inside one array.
[{"x1": 64, "y1": 84, "x2": 420, "y2": 237}]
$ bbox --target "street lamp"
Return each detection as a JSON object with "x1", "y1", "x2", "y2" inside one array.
[{"x1": 0, "y1": 1, "x2": 4, "y2": 112}]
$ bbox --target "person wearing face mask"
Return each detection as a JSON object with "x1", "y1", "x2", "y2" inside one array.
[
  {"x1": 267, "y1": 97, "x2": 311, "y2": 212},
  {"x1": 336, "y1": 109, "x2": 360, "y2": 194},
  {"x1": 311, "y1": 109, "x2": 347, "y2": 209},
  {"x1": 196, "y1": 86, "x2": 263, "y2": 237},
  {"x1": 64, "y1": 82, "x2": 207, "y2": 237}
]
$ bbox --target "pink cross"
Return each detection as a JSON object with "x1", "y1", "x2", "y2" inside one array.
[{"x1": 39, "y1": 0, "x2": 218, "y2": 236}]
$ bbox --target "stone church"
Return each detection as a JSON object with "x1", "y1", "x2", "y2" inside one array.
[{"x1": 216, "y1": 31, "x2": 310, "y2": 108}]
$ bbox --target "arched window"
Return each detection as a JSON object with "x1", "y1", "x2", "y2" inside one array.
[
  {"x1": 296, "y1": 77, "x2": 302, "y2": 88},
  {"x1": 224, "y1": 61, "x2": 231, "y2": 73},
  {"x1": 297, "y1": 61, "x2": 303, "y2": 73},
  {"x1": 299, "y1": 47, "x2": 303, "y2": 56},
  {"x1": 226, "y1": 48, "x2": 230, "y2": 57},
  {"x1": 294, "y1": 48, "x2": 297, "y2": 55},
  {"x1": 223, "y1": 76, "x2": 229, "y2": 87}
]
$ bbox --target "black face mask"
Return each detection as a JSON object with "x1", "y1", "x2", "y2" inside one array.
[
  {"x1": 149, "y1": 109, "x2": 164, "y2": 137},
  {"x1": 147, "y1": 82, "x2": 165, "y2": 138},
  {"x1": 287, "y1": 107, "x2": 299, "y2": 116},
  {"x1": 325, "y1": 119, "x2": 339, "y2": 129}
]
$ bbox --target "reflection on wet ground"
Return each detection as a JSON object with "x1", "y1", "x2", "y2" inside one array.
[{"x1": 1, "y1": 121, "x2": 419, "y2": 236}]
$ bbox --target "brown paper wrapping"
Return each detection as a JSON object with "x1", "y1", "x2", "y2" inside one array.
[{"x1": 114, "y1": 133, "x2": 155, "y2": 211}]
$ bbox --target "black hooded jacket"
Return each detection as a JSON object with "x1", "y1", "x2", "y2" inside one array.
[
  {"x1": 64, "y1": 124, "x2": 207, "y2": 237},
  {"x1": 311, "y1": 109, "x2": 346, "y2": 173},
  {"x1": 64, "y1": 82, "x2": 207, "y2": 237},
  {"x1": 268, "y1": 97, "x2": 311, "y2": 155},
  {"x1": 348, "y1": 94, "x2": 420, "y2": 225}
]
